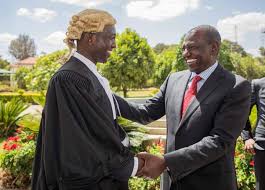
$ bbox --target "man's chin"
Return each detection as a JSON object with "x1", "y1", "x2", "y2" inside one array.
[
  {"x1": 187, "y1": 66, "x2": 195, "y2": 72},
  {"x1": 98, "y1": 58, "x2": 108, "y2": 64}
]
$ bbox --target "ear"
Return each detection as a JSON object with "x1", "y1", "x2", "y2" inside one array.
[
  {"x1": 90, "y1": 34, "x2": 97, "y2": 45},
  {"x1": 84, "y1": 33, "x2": 96, "y2": 45},
  {"x1": 211, "y1": 41, "x2": 219, "y2": 56}
]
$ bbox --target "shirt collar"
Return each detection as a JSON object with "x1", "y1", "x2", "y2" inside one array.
[
  {"x1": 190, "y1": 61, "x2": 218, "y2": 81},
  {"x1": 73, "y1": 51, "x2": 97, "y2": 73}
]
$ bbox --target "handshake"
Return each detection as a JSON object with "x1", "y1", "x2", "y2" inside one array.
[{"x1": 135, "y1": 152, "x2": 167, "y2": 179}]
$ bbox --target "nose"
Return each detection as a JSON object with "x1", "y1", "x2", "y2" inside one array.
[
  {"x1": 182, "y1": 48, "x2": 190, "y2": 59},
  {"x1": 111, "y1": 41, "x2": 116, "y2": 49}
]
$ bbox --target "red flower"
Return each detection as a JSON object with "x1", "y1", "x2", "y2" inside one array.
[
  {"x1": 26, "y1": 135, "x2": 34, "y2": 140},
  {"x1": 7, "y1": 136, "x2": 20, "y2": 142},
  {"x1": 3, "y1": 142, "x2": 9, "y2": 150},
  {"x1": 2, "y1": 137, "x2": 21, "y2": 151},
  {"x1": 10, "y1": 143, "x2": 18, "y2": 150},
  {"x1": 250, "y1": 160, "x2": 254, "y2": 167}
]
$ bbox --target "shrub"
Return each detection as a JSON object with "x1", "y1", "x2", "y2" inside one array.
[
  {"x1": 15, "y1": 67, "x2": 31, "y2": 90},
  {"x1": 17, "y1": 114, "x2": 41, "y2": 134},
  {"x1": 0, "y1": 84, "x2": 14, "y2": 92},
  {"x1": 0, "y1": 130, "x2": 36, "y2": 188},
  {"x1": 117, "y1": 117, "x2": 147, "y2": 153},
  {"x1": 25, "y1": 50, "x2": 67, "y2": 91},
  {"x1": 0, "y1": 99, "x2": 28, "y2": 137},
  {"x1": 235, "y1": 138, "x2": 256, "y2": 190},
  {"x1": 0, "y1": 92, "x2": 44, "y2": 104},
  {"x1": 129, "y1": 141, "x2": 163, "y2": 190}
]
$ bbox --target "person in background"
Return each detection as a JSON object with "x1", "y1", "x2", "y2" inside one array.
[{"x1": 242, "y1": 77, "x2": 265, "y2": 190}]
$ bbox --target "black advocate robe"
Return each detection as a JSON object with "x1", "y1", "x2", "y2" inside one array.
[{"x1": 31, "y1": 56, "x2": 135, "y2": 190}]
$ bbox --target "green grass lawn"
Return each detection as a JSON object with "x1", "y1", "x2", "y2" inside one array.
[{"x1": 115, "y1": 87, "x2": 159, "y2": 98}]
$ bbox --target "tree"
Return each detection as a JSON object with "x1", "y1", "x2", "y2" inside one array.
[
  {"x1": 218, "y1": 41, "x2": 235, "y2": 71},
  {"x1": 25, "y1": 49, "x2": 67, "y2": 91},
  {"x1": 232, "y1": 53, "x2": 265, "y2": 80},
  {"x1": 222, "y1": 40, "x2": 247, "y2": 57},
  {"x1": 153, "y1": 43, "x2": 175, "y2": 54},
  {"x1": 8, "y1": 34, "x2": 36, "y2": 60},
  {"x1": 0, "y1": 56, "x2": 10, "y2": 70},
  {"x1": 152, "y1": 43, "x2": 187, "y2": 87},
  {"x1": 153, "y1": 46, "x2": 177, "y2": 86},
  {"x1": 100, "y1": 28, "x2": 155, "y2": 97},
  {"x1": 15, "y1": 67, "x2": 31, "y2": 89},
  {"x1": 259, "y1": 47, "x2": 265, "y2": 57},
  {"x1": 173, "y1": 44, "x2": 186, "y2": 72}
]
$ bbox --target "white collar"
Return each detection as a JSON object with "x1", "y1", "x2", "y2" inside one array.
[
  {"x1": 190, "y1": 61, "x2": 218, "y2": 81},
  {"x1": 73, "y1": 51, "x2": 97, "y2": 73}
]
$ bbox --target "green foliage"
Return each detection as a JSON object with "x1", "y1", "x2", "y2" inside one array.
[
  {"x1": 153, "y1": 44, "x2": 186, "y2": 87},
  {"x1": 222, "y1": 40, "x2": 247, "y2": 57},
  {"x1": 117, "y1": 117, "x2": 147, "y2": 152},
  {"x1": 235, "y1": 138, "x2": 256, "y2": 190},
  {"x1": 25, "y1": 49, "x2": 67, "y2": 91},
  {"x1": 14, "y1": 67, "x2": 31, "y2": 89},
  {"x1": 249, "y1": 106, "x2": 257, "y2": 127},
  {"x1": 153, "y1": 46, "x2": 176, "y2": 86},
  {"x1": 31, "y1": 92, "x2": 46, "y2": 107},
  {"x1": 8, "y1": 34, "x2": 36, "y2": 60},
  {"x1": 100, "y1": 28, "x2": 155, "y2": 97},
  {"x1": 129, "y1": 177, "x2": 160, "y2": 190},
  {"x1": 232, "y1": 53, "x2": 265, "y2": 80},
  {"x1": 17, "y1": 114, "x2": 41, "y2": 134},
  {"x1": 129, "y1": 143, "x2": 162, "y2": 190},
  {"x1": 218, "y1": 41, "x2": 235, "y2": 71},
  {"x1": 0, "y1": 84, "x2": 14, "y2": 92},
  {"x1": 173, "y1": 44, "x2": 186, "y2": 72},
  {"x1": 0, "y1": 141, "x2": 35, "y2": 176},
  {"x1": 0, "y1": 92, "x2": 44, "y2": 104},
  {"x1": 259, "y1": 46, "x2": 265, "y2": 57},
  {"x1": 153, "y1": 43, "x2": 176, "y2": 54},
  {"x1": 0, "y1": 99, "x2": 28, "y2": 137},
  {"x1": 235, "y1": 105, "x2": 258, "y2": 190},
  {"x1": 0, "y1": 132, "x2": 36, "y2": 188},
  {"x1": 0, "y1": 56, "x2": 10, "y2": 70}
]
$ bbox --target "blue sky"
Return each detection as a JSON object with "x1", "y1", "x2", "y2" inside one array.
[{"x1": 1, "y1": 0, "x2": 265, "y2": 61}]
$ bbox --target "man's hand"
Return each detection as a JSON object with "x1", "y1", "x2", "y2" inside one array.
[
  {"x1": 136, "y1": 157, "x2": 145, "y2": 176},
  {"x1": 136, "y1": 152, "x2": 166, "y2": 179},
  {"x1": 244, "y1": 138, "x2": 255, "y2": 154}
]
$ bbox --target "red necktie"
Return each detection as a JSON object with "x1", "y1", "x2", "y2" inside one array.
[{"x1": 181, "y1": 75, "x2": 202, "y2": 116}]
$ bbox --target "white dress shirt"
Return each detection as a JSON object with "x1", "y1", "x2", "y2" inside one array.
[
  {"x1": 187, "y1": 62, "x2": 218, "y2": 92},
  {"x1": 73, "y1": 51, "x2": 138, "y2": 177}
]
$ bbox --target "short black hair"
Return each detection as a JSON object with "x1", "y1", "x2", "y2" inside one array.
[{"x1": 186, "y1": 25, "x2": 221, "y2": 45}]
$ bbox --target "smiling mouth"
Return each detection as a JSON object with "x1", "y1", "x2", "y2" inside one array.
[
  {"x1": 186, "y1": 59, "x2": 197, "y2": 65},
  {"x1": 106, "y1": 51, "x2": 112, "y2": 56}
]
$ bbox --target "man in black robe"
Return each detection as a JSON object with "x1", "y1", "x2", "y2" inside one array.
[{"x1": 31, "y1": 9, "x2": 144, "y2": 190}]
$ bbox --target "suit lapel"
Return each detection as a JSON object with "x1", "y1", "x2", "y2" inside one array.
[
  {"x1": 173, "y1": 71, "x2": 191, "y2": 126},
  {"x1": 176, "y1": 65, "x2": 225, "y2": 134}
]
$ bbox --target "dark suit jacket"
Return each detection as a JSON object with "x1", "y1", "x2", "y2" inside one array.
[
  {"x1": 241, "y1": 77, "x2": 265, "y2": 150},
  {"x1": 32, "y1": 56, "x2": 134, "y2": 190},
  {"x1": 115, "y1": 64, "x2": 251, "y2": 190}
]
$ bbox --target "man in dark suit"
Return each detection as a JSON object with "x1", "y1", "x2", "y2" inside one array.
[
  {"x1": 242, "y1": 78, "x2": 265, "y2": 190},
  {"x1": 115, "y1": 25, "x2": 251, "y2": 190},
  {"x1": 31, "y1": 9, "x2": 144, "y2": 190}
]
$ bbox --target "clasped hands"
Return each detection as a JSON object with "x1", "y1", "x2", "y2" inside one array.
[{"x1": 135, "y1": 152, "x2": 166, "y2": 179}]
